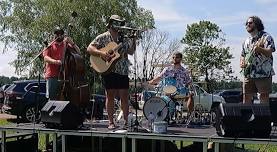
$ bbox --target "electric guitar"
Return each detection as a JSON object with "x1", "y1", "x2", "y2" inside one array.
[
  {"x1": 90, "y1": 42, "x2": 123, "y2": 74},
  {"x1": 241, "y1": 36, "x2": 266, "y2": 76}
]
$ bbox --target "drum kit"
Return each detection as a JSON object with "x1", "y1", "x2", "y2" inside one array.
[
  {"x1": 141, "y1": 77, "x2": 189, "y2": 124},
  {"x1": 136, "y1": 76, "x2": 213, "y2": 128},
  {"x1": 127, "y1": 63, "x2": 213, "y2": 131}
]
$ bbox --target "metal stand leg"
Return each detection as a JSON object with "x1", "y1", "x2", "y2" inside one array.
[
  {"x1": 131, "y1": 138, "x2": 136, "y2": 152},
  {"x1": 1, "y1": 131, "x2": 6, "y2": 152},
  {"x1": 122, "y1": 137, "x2": 126, "y2": 152},
  {"x1": 215, "y1": 143, "x2": 220, "y2": 152},
  {"x1": 52, "y1": 133, "x2": 57, "y2": 152},
  {"x1": 202, "y1": 142, "x2": 208, "y2": 152},
  {"x1": 62, "y1": 135, "x2": 66, "y2": 152}
]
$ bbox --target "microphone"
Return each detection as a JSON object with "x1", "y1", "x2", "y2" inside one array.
[{"x1": 114, "y1": 25, "x2": 142, "y2": 31}]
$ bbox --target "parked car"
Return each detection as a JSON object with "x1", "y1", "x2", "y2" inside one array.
[
  {"x1": 0, "y1": 84, "x2": 10, "y2": 104},
  {"x1": 0, "y1": 87, "x2": 4, "y2": 103},
  {"x1": 84, "y1": 94, "x2": 119, "y2": 120},
  {"x1": 215, "y1": 89, "x2": 243, "y2": 103},
  {"x1": 139, "y1": 84, "x2": 225, "y2": 112},
  {"x1": 2, "y1": 80, "x2": 47, "y2": 122}
]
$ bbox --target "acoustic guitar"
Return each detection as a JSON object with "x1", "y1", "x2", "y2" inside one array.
[{"x1": 90, "y1": 42, "x2": 123, "y2": 74}]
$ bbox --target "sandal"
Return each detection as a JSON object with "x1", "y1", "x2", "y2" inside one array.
[{"x1": 108, "y1": 123, "x2": 116, "y2": 130}]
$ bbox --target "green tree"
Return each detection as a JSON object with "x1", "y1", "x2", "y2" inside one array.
[
  {"x1": 0, "y1": 0, "x2": 154, "y2": 93},
  {"x1": 181, "y1": 20, "x2": 233, "y2": 92}
]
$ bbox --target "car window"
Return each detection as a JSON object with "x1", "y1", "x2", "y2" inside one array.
[
  {"x1": 194, "y1": 84, "x2": 206, "y2": 95},
  {"x1": 1, "y1": 84, "x2": 11, "y2": 91},
  {"x1": 5, "y1": 84, "x2": 16, "y2": 92},
  {"x1": 14, "y1": 82, "x2": 29, "y2": 92},
  {"x1": 25, "y1": 82, "x2": 46, "y2": 93}
]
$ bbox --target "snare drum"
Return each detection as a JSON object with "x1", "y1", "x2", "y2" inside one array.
[
  {"x1": 141, "y1": 90, "x2": 157, "y2": 102},
  {"x1": 143, "y1": 96, "x2": 176, "y2": 121},
  {"x1": 160, "y1": 77, "x2": 177, "y2": 94}
]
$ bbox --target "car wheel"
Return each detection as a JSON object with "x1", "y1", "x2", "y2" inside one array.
[{"x1": 23, "y1": 106, "x2": 41, "y2": 122}]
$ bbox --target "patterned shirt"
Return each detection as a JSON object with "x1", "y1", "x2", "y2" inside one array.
[
  {"x1": 158, "y1": 65, "x2": 192, "y2": 88},
  {"x1": 90, "y1": 31, "x2": 132, "y2": 75},
  {"x1": 241, "y1": 31, "x2": 275, "y2": 78}
]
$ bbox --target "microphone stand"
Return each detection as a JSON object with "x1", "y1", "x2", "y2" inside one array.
[
  {"x1": 132, "y1": 46, "x2": 139, "y2": 132},
  {"x1": 27, "y1": 42, "x2": 49, "y2": 125},
  {"x1": 131, "y1": 44, "x2": 149, "y2": 133},
  {"x1": 20, "y1": 41, "x2": 48, "y2": 152}
]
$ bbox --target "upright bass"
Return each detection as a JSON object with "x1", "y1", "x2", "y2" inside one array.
[{"x1": 58, "y1": 14, "x2": 90, "y2": 107}]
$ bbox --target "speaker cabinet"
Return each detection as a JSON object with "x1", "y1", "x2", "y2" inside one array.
[
  {"x1": 216, "y1": 103, "x2": 272, "y2": 138},
  {"x1": 41, "y1": 100, "x2": 83, "y2": 129},
  {"x1": 269, "y1": 97, "x2": 277, "y2": 125}
]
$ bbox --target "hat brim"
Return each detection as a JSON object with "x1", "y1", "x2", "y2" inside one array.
[{"x1": 54, "y1": 30, "x2": 64, "y2": 35}]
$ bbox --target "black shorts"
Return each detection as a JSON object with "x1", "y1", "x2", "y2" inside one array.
[{"x1": 102, "y1": 73, "x2": 129, "y2": 89}]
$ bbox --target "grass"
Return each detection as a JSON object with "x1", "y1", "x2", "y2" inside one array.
[
  {"x1": 172, "y1": 141, "x2": 277, "y2": 152},
  {"x1": 0, "y1": 119, "x2": 9, "y2": 125}
]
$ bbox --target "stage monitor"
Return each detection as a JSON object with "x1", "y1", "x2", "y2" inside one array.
[
  {"x1": 41, "y1": 100, "x2": 83, "y2": 129},
  {"x1": 215, "y1": 103, "x2": 271, "y2": 138}
]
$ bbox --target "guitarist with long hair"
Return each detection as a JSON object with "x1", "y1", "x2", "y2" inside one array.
[
  {"x1": 87, "y1": 15, "x2": 137, "y2": 129},
  {"x1": 240, "y1": 16, "x2": 275, "y2": 104}
]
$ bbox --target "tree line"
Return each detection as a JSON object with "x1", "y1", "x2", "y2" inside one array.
[{"x1": 0, "y1": 0, "x2": 251, "y2": 95}]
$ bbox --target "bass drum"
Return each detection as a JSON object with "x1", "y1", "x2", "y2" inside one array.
[{"x1": 143, "y1": 96, "x2": 175, "y2": 121}]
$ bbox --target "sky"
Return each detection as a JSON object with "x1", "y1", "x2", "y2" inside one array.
[
  {"x1": 136, "y1": 0, "x2": 277, "y2": 82},
  {"x1": 1, "y1": 0, "x2": 277, "y2": 81}
]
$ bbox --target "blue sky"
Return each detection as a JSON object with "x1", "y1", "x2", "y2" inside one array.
[
  {"x1": 1, "y1": 0, "x2": 277, "y2": 82},
  {"x1": 137, "y1": 0, "x2": 277, "y2": 82}
]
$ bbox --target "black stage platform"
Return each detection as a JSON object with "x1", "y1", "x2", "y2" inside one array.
[{"x1": 1, "y1": 122, "x2": 277, "y2": 152}]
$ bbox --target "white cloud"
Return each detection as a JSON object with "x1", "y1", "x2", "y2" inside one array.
[
  {"x1": 255, "y1": 0, "x2": 277, "y2": 4},
  {"x1": 0, "y1": 49, "x2": 18, "y2": 77}
]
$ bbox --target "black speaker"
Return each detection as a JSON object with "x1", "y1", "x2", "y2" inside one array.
[
  {"x1": 216, "y1": 103, "x2": 272, "y2": 138},
  {"x1": 269, "y1": 97, "x2": 277, "y2": 125},
  {"x1": 41, "y1": 100, "x2": 83, "y2": 129}
]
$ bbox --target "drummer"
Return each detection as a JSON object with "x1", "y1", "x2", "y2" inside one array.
[{"x1": 148, "y1": 52, "x2": 194, "y2": 112}]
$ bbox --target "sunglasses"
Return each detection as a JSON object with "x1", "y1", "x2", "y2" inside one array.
[
  {"x1": 173, "y1": 56, "x2": 182, "y2": 59},
  {"x1": 246, "y1": 22, "x2": 253, "y2": 26}
]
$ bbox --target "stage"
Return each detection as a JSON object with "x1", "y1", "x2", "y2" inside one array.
[{"x1": 1, "y1": 121, "x2": 277, "y2": 152}]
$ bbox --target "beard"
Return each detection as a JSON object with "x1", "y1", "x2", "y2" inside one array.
[
  {"x1": 246, "y1": 26, "x2": 255, "y2": 33},
  {"x1": 56, "y1": 37, "x2": 64, "y2": 42},
  {"x1": 173, "y1": 61, "x2": 181, "y2": 65}
]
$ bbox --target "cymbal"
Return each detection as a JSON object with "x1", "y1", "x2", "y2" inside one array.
[{"x1": 151, "y1": 63, "x2": 172, "y2": 67}]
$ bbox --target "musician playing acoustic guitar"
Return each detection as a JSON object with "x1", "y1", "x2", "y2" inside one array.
[
  {"x1": 87, "y1": 15, "x2": 137, "y2": 129},
  {"x1": 240, "y1": 16, "x2": 275, "y2": 104}
]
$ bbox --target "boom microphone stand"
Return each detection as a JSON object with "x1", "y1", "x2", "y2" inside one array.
[
  {"x1": 132, "y1": 50, "x2": 140, "y2": 132},
  {"x1": 26, "y1": 41, "x2": 48, "y2": 125},
  {"x1": 131, "y1": 42, "x2": 149, "y2": 133}
]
